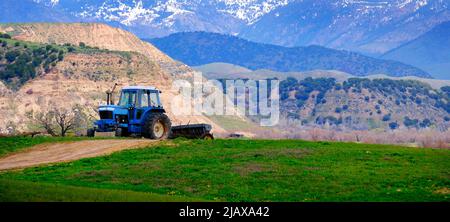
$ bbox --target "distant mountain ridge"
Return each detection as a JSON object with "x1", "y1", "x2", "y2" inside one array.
[
  {"x1": 0, "y1": 0, "x2": 76, "y2": 23},
  {"x1": 149, "y1": 32, "x2": 431, "y2": 78},
  {"x1": 382, "y1": 21, "x2": 450, "y2": 80},
  {"x1": 240, "y1": 0, "x2": 450, "y2": 54},
  {"x1": 1, "y1": 0, "x2": 447, "y2": 55}
]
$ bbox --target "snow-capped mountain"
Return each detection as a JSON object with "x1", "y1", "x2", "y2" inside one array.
[
  {"x1": 31, "y1": 0, "x2": 292, "y2": 36},
  {"x1": 12, "y1": 0, "x2": 450, "y2": 54},
  {"x1": 241, "y1": 0, "x2": 450, "y2": 54}
]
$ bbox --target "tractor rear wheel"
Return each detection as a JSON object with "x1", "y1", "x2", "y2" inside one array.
[
  {"x1": 202, "y1": 133, "x2": 214, "y2": 140},
  {"x1": 142, "y1": 113, "x2": 171, "y2": 140}
]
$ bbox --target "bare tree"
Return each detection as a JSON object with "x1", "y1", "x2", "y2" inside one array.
[
  {"x1": 35, "y1": 111, "x2": 57, "y2": 137},
  {"x1": 53, "y1": 107, "x2": 78, "y2": 137},
  {"x1": 32, "y1": 105, "x2": 82, "y2": 137}
]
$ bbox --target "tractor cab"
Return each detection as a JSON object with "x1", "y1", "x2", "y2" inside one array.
[
  {"x1": 88, "y1": 86, "x2": 171, "y2": 139},
  {"x1": 116, "y1": 86, "x2": 165, "y2": 131},
  {"x1": 118, "y1": 87, "x2": 162, "y2": 108}
]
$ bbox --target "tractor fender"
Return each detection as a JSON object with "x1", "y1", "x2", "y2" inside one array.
[{"x1": 141, "y1": 108, "x2": 166, "y2": 123}]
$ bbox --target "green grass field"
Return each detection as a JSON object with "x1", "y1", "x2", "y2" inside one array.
[{"x1": 0, "y1": 138, "x2": 449, "y2": 202}]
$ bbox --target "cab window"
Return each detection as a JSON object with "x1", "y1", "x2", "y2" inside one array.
[
  {"x1": 118, "y1": 91, "x2": 137, "y2": 106},
  {"x1": 140, "y1": 91, "x2": 149, "y2": 107},
  {"x1": 149, "y1": 92, "x2": 160, "y2": 107}
]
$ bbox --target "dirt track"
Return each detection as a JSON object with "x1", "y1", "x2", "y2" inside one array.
[{"x1": 0, "y1": 139, "x2": 156, "y2": 171}]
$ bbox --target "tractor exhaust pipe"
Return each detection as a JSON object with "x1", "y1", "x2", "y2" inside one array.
[{"x1": 106, "y1": 83, "x2": 118, "y2": 105}]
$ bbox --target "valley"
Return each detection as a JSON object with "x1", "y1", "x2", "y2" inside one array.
[{"x1": 0, "y1": 22, "x2": 448, "y2": 147}]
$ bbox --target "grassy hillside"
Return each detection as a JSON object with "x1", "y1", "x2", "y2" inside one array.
[{"x1": 0, "y1": 138, "x2": 448, "y2": 202}]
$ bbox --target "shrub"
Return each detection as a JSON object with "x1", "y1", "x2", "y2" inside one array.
[
  {"x1": 403, "y1": 117, "x2": 419, "y2": 128},
  {"x1": 295, "y1": 91, "x2": 309, "y2": 101},
  {"x1": 415, "y1": 98, "x2": 422, "y2": 105},
  {"x1": 0, "y1": 33, "x2": 11, "y2": 39},
  {"x1": 441, "y1": 86, "x2": 450, "y2": 97},
  {"x1": 419, "y1": 119, "x2": 432, "y2": 128},
  {"x1": 382, "y1": 114, "x2": 391, "y2": 122},
  {"x1": 48, "y1": 54, "x2": 58, "y2": 62},
  {"x1": 5, "y1": 51, "x2": 20, "y2": 62},
  {"x1": 389, "y1": 122, "x2": 398, "y2": 130}
]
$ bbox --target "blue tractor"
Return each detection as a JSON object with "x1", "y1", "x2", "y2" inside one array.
[
  {"x1": 87, "y1": 85, "x2": 171, "y2": 139},
  {"x1": 87, "y1": 84, "x2": 214, "y2": 140}
]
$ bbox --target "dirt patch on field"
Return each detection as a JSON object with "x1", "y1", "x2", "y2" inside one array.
[
  {"x1": 234, "y1": 163, "x2": 268, "y2": 176},
  {"x1": 0, "y1": 139, "x2": 156, "y2": 171},
  {"x1": 434, "y1": 187, "x2": 450, "y2": 195}
]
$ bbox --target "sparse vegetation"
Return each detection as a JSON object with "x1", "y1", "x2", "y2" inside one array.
[
  {"x1": 0, "y1": 38, "x2": 69, "y2": 89},
  {"x1": 0, "y1": 38, "x2": 124, "y2": 90},
  {"x1": 279, "y1": 77, "x2": 449, "y2": 130}
]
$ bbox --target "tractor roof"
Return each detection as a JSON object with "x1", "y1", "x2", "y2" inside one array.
[{"x1": 122, "y1": 86, "x2": 159, "y2": 91}]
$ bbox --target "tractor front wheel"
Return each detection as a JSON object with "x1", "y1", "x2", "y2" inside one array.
[
  {"x1": 87, "y1": 128, "x2": 95, "y2": 137},
  {"x1": 115, "y1": 128, "x2": 126, "y2": 137},
  {"x1": 142, "y1": 113, "x2": 171, "y2": 140}
]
